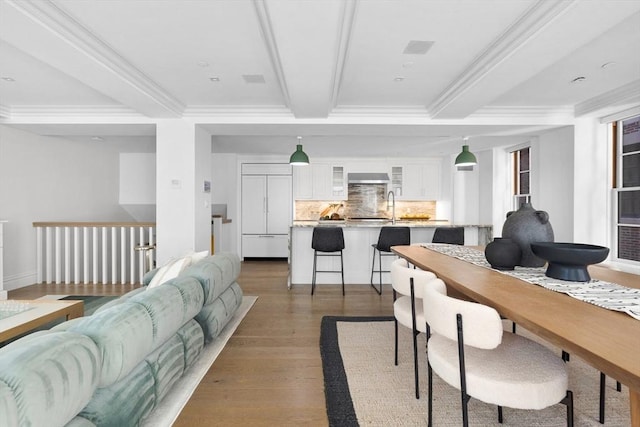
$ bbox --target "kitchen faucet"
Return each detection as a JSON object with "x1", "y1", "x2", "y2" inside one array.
[{"x1": 387, "y1": 190, "x2": 396, "y2": 224}]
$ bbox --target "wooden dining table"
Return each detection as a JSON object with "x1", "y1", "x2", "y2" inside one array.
[{"x1": 391, "y1": 244, "x2": 640, "y2": 425}]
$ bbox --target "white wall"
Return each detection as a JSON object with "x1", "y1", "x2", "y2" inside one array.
[
  {"x1": 573, "y1": 117, "x2": 611, "y2": 247},
  {"x1": 211, "y1": 152, "x2": 239, "y2": 256},
  {"x1": 534, "y1": 126, "x2": 575, "y2": 242},
  {"x1": 0, "y1": 125, "x2": 133, "y2": 289}
]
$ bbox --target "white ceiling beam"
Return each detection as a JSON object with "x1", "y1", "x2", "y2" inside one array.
[
  {"x1": 0, "y1": 0, "x2": 184, "y2": 118},
  {"x1": 429, "y1": 0, "x2": 640, "y2": 119},
  {"x1": 429, "y1": 0, "x2": 577, "y2": 119},
  {"x1": 260, "y1": 0, "x2": 344, "y2": 118}
]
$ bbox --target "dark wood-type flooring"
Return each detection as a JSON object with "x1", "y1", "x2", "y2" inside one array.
[{"x1": 9, "y1": 259, "x2": 394, "y2": 426}]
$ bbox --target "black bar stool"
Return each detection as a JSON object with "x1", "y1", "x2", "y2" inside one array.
[
  {"x1": 311, "y1": 227, "x2": 345, "y2": 295},
  {"x1": 370, "y1": 226, "x2": 410, "y2": 295},
  {"x1": 432, "y1": 226, "x2": 464, "y2": 245}
]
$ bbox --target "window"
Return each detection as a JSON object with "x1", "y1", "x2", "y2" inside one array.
[
  {"x1": 512, "y1": 147, "x2": 530, "y2": 209},
  {"x1": 615, "y1": 115, "x2": 640, "y2": 263}
]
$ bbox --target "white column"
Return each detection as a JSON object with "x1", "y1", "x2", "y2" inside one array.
[
  {"x1": 156, "y1": 120, "x2": 211, "y2": 264},
  {"x1": 0, "y1": 221, "x2": 6, "y2": 299},
  {"x1": 573, "y1": 117, "x2": 610, "y2": 246}
]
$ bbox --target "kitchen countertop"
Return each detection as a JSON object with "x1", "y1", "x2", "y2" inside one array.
[{"x1": 292, "y1": 220, "x2": 492, "y2": 228}]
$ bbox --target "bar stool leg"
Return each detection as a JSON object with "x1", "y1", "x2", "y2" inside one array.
[
  {"x1": 311, "y1": 250, "x2": 317, "y2": 295},
  {"x1": 340, "y1": 251, "x2": 345, "y2": 296}
]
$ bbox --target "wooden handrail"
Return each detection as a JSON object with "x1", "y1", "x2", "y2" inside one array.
[{"x1": 33, "y1": 221, "x2": 156, "y2": 227}]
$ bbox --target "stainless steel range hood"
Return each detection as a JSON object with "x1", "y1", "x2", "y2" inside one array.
[{"x1": 347, "y1": 172, "x2": 390, "y2": 184}]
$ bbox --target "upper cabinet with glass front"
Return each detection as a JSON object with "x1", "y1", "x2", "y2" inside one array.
[
  {"x1": 293, "y1": 163, "x2": 346, "y2": 200},
  {"x1": 388, "y1": 160, "x2": 441, "y2": 200}
]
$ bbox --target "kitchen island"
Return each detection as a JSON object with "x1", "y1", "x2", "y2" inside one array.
[{"x1": 289, "y1": 221, "x2": 492, "y2": 287}]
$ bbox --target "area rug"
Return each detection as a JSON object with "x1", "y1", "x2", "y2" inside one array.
[{"x1": 320, "y1": 316, "x2": 631, "y2": 426}]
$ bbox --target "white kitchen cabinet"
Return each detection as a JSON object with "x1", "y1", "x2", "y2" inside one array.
[
  {"x1": 293, "y1": 163, "x2": 346, "y2": 200},
  {"x1": 241, "y1": 174, "x2": 291, "y2": 258},
  {"x1": 388, "y1": 160, "x2": 441, "y2": 200}
]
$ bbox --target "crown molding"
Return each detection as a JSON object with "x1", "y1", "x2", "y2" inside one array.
[
  {"x1": 428, "y1": 0, "x2": 576, "y2": 118},
  {"x1": 575, "y1": 80, "x2": 640, "y2": 118},
  {"x1": 330, "y1": 105, "x2": 429, "y2": 118},
  {"x1": 0, "y1": 104, "x2": 10, "y2": 119},
  {"x1": 253, "y1": 0, "x2": 292, "y2": 110},
  {"x1": 3, "y1": 105, "x2": 146, "y2": 119},
  {"x1": 470, "y1": 106, "x2": 575, "y2": 120},
  {"x1": 5, "y1": 0, "x2": 185, "y2": 117},
  {"x1": 183, "y1": 105, "x2": 294, "y2": 118}
]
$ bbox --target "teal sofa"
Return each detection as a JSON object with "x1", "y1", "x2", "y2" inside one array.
[{"x1": 0, "y1": 252, "x2": 243, "y2": 427}]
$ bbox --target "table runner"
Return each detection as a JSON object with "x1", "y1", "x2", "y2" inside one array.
[{"x1": 420, "y1": 243, "x2": 640, "y2": 321}]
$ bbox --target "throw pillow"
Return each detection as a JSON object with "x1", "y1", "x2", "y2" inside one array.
[
  {"x1": 189, "y1": 250, "x2": 209, "y2": 264},
  {"x1": 147, "y1": 256, "x2": 191, "y2": 289}
]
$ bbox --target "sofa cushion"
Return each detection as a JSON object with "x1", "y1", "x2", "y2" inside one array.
[
  {"x1": 77, "y1": 361, "x2": 156, "y2": 426},
  {"x1": 195, "y1": 282, "x2": 243, "y2": 342},
  {"x1": 67, "y1": 303, "x2": 154, "y2": 387},
  {"x1": 182, "y1": 252, "x2": 241, "y2": 305},
  {"x1": 0, "y1": 381, "x2": 18, "y2": 426},
  {"x1": 0, "y1": 331, "x2": 101, "y2": 427},
  {"x1": 129, "y1": 278, "x2": 203, "y2": 342}
]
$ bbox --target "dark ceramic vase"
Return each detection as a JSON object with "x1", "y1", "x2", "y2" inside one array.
[
  {"x1": 484, "y1": 238, "x2": 522, "y2": 270},
  {"x1": 501, "y1": 203, "x2": 554, "y2": 267}
]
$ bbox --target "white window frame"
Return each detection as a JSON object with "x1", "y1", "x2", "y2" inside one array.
[
  {"x1": 612, "y1": 115, "x2": 640, "y2": 267},
  {"x1": 511, "y1": 146, "x2": 531, "y2": 211}
]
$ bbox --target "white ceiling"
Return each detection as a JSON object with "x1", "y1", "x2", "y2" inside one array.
[{"x1": 0, "y1": 0, "x2": 639, "y2": 157}]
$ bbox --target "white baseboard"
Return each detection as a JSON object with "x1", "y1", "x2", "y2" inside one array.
[{"x1": 4, "y1": 271, "x2": 38, "y2": 291}]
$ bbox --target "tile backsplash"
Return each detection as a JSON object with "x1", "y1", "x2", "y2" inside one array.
[{"x1": 295, "y1": 198, "x2": 436, "y2": 220}]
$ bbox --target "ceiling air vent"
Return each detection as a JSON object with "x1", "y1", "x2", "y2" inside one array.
[
  {"x1": 403, "y1": 40, "x2": 434, "y2": 55},
  {"x1": 242, "y1": 74, "x2": 266, "y2": 83}
]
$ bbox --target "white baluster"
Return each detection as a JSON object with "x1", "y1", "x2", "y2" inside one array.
[
  {"x1": 64, "y1": 226, "x2": 71, "y2": 284},
  {"x1": 73, "y1": 227, "x2": 80, "y2": 284},
  {"x1": 112, "y1": 227, "x2": 118, "y2": 285},
  {"x1": 55, "y1": 227, "x2": 62, "y2": 284},
  {"x1": 36, "y1": 227, "x2": 43, "y2": 284},
  {"x1": 84, "y1": 227, "x2": 90, "y2": 284},
  {"x1": 102, "y1": 227, "x2": 108, "y2": 284}
]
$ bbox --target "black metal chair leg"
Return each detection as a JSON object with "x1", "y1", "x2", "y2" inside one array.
[
  {"x1": 427, "y1": 361, "x2": 433, "y2": 427},
  {"x1": 370, "y1": 248, "x2": 382, "y2": 295},
  {"x1": 340, "y1": 251, "x2": 345, "y2": 296},
  {"x1": 498, "y1": 406, "x2": 503, "y2": 423},
  {"x1": 311, "y1": 251, "x2": 317, "y2": 295},
  {"x1": 394, "y1": 318, "x2": 399, "y2": 365},
  {"x1": 599, "y1": 372, "x2": 605, "y2": 424},
  {"x1": 561, "y1": 390, "x2": 574, "y2": 427},
  {"x1": 378, "y1": 251, "x2": 383, "y2": 294}
]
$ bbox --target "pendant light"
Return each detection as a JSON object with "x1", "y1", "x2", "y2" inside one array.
[
  {"x1": 289, "y1": 136, "x2": 309, "y2": 165},
  {"x1": 454, "y1": 138, "x2": 477, "y2": 166}
]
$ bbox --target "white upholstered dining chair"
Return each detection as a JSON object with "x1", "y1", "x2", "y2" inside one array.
[
  {"x1": 390, "y1": 258, "x2": 437, "y2": 399},
  {"x1": 423, "y1": 279, "x2": 574, "y2": 426}
]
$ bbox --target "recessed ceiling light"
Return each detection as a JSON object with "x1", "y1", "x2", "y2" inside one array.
[
  {"x1": 403, "y1": 40, "x2": 434, "y2": 55},
  {"x1": 1, "y1": 77, "x2": 15, "y2": 82},
  {"x1": 91, "y1": 136, "x2": 104, "y2": 141},
  {"x1": 601, "y1": 62, "x2": 616, "y2": 69},
  {"x1": 209, "y1": 77, "x2": 220, "y2": 82},
  {"x1": 242, "y1": 74, "x2": 266, "y2": 84},
  {"x1": 571, "y1": 76, "x2": 586, "y2": 84},
  {"x1": 394, "y1": 76, "x2": 405, "y2": 82}
]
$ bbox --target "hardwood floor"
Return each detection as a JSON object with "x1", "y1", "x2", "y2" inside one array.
[
  {"x1": 175, "y1": 259, "x2": 394, "y2": 426},
  {"x1": 8, "y1": 259, "x2": 394, "y2": 426}
]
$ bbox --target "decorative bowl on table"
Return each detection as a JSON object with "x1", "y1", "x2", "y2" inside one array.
[{"x1": 530, "y1": 242, "x2": 609, "y2": 282}]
